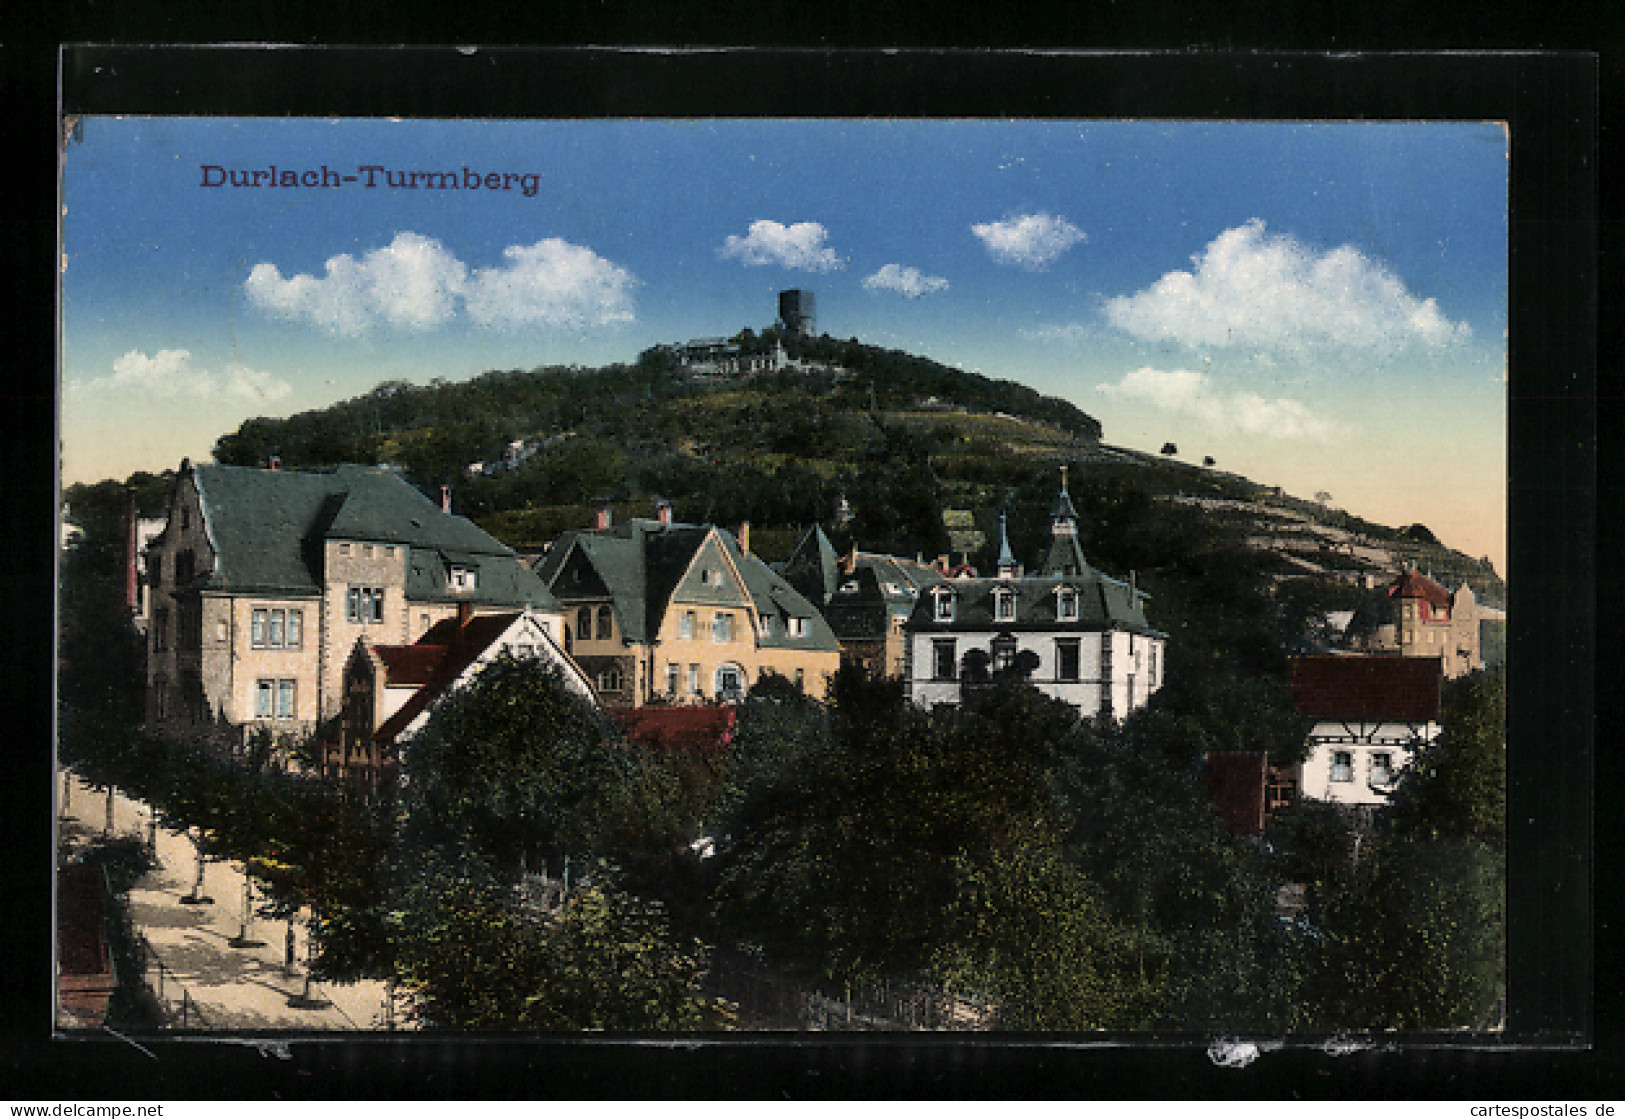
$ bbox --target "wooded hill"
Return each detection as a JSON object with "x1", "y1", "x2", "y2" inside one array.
[{"x1": 202, "y1": 328, "x2": 1500, "y2": 608}]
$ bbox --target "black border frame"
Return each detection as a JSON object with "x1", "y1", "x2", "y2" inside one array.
[{"x1": 13, "y1": 44, "x2": 1601, "y2": 1099}]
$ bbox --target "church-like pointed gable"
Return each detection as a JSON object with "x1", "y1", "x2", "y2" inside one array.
[{"x1": 782, "y1": 523, "x2": 842, "y2": 606}]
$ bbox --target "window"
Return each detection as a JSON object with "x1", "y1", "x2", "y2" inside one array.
[
  {"x1": 934, "y1": 592, "x2": 955, "y2": 623},
  {"x1": 596, "y1": 667, "x2": 624, "y2": 692},
  {"x1": 1330, "y1": 751, "x2": 1354, "y2": 782},
  {"x1": 933, "y1": 639, "x2": 957, "y2": 681},
  {"x1": 994, "y1": 590, "x2": 1015, "y2": 622},
  {"x1": 595, "y1": 605, "x2": 613, "y2": 641},
  {"x1": 713, "y1": 612, "x2": 734, "y2": 643},
  {"x1": 175, "y1": 552, "x2": 195, "y2": 586},
  {"x1": 1056, "y1": 639, "x2": 1081, "y2": 682},
  {"x1": 680, "y1": 610, "x2": 695, "y2": 639},
  {"x1": 1149, "y1": 644, "x2": 1159, "y2": 687},
  {"x1": 338, "y1": 542, "x2": 351, "y2": 555},
  {"x1": 251, "y1": 609, "x2": 266, "y2": 648},
  {"x1": 715, "y1": 664, "x2": 744, "y2": 699},
  {"x1": 1370, "y1": 752, "x2": 1394, "y2": 786},
  {"x1": 268, "y1": 610, "x2": 284, "y2": 648},
  {"x1": 687, "y1": 663, "x2": 701, "y2": 696},
  {"x1": 1100, "y1": 633, "x2": 1113, "y2": 679},
  {"x1": 794, "y1": 668, "x2": 805, "y2": 692},
  {"x1": 362, "y1": 544, "x2": 374, "y2": 558},
  {"x1": 666, "y1": 663, "x2": 679, "y2": 695},
  {"x1": 840, "y1": 580, "x2": 860, "y2": 595},
  {"x1": 787, "y1": 617, "x2": 807, "y2": 638},
  {"x1": 256, "y1": 678, "x2": 297, "y2": 720},
  {"x1": 347, "y1": 586, "x2": 385, "y2": 624},
  {"x1": 1056, "y1": 589, "x2": 1078, "y2": 621},
  {"x1": 758, "y1": 615, "x2": 774, "y2": 638},
  {"x1": 577, "y1": 606, "x2": 593, "y2": 639}
]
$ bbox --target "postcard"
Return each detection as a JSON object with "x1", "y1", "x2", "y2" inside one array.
[{"x1": 56, "y1": 62, "x2": 1539, "y2": 1051}]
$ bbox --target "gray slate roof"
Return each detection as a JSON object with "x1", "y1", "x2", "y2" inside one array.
[
  {"x1": 186, "y1": 462, "x2": 557, "y2": 609},
  {"x1": 905, "y1": 571, "x2": 1163, "y2": 637},
  {"x1": 538, "y1": 518, "x2": 839, "y2": 652}
]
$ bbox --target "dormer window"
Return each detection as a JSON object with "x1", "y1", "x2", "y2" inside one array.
[
  {"x1": 448, "y1": 565, "x2": 478, "y2": 593},
  {"x1": 787, "y1": 617, "x2": 807, "y2": 638},
  {"x1": 933, "y1": 590, "x2": 955, "y2": 623},
  {"x1": 840, "y1": 580, "x2": 861, "y2": 595},
  {"x1": 993, "y1": 588, "x2": 1016, "y2": 622},
  {"x1": 1056, "y1": 588, "x2": 1079, "y2": 622}
]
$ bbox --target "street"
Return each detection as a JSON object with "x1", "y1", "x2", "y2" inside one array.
[{"x1": 57, "y1": 766, "x2": 398, "y2": 1031}]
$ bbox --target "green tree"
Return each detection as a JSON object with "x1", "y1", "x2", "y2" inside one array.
[
  {"x1": 390, "y1": 849, "x2": 708, "y2": 1031},
  {"x1": 1390, "y1": 666, "x2": 1506, "y2": 847},
  {"x1": 1302, "y1": 833, "x2": 1504, "y2": 1030},
  {"x1": 399, "y1": 655, "x2": 681, "y2": 875}
]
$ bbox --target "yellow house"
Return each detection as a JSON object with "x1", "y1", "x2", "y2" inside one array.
[{"x1": 535, "y1": 506, "x2": 841, "y2": 706}]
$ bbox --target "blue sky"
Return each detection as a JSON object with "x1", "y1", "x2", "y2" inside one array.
[{"x1": 61, "y1": 117, "x2": 1508, "y2": 571}]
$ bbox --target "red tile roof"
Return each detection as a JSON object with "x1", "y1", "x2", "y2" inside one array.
[
  {"x1": 612, "y1": 706, "x2": 737, "y2": 753},
  {"x1": 1290, "y1": 655, "x2": 1442, "y2": 722},
  {"x1": 1389, "y1": 568, "x2": 1451, "y2": 609},
  {"x1": 373, "y1": 612, "x2": 522, "y2": 743},
  {"x1": 1202, "y1": 751, "x2": 1267, "y2": 836},
  {"x1": 374, "y1": 644, "x2": 449, "y2": 686}
]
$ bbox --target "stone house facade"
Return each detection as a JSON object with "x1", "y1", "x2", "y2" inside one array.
[{"x1": 143, "y1": 460, "x2": 561, "y2": 746}]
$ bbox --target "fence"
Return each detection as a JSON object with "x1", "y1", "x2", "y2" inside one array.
[
  {"x1": 131, "y1": 929, "x2": 210, "y2": 1030},
  {"x1": 705, "y1": 946, "x2": 994, "y2": 1031}
]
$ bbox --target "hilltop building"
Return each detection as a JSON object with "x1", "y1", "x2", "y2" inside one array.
[
  {"x1": 781, "y1": 526, "x2": 948, "y2": 678},
  {"x1": 1289, "y1": 655, "x2": 1443, "y2": 805},
  {"x1": 535, "y1": 503, "x2": 841, "y2": 707},
  {"x1": 902, "y1": 469, "x2": 1167, "y2": 719},
  {"x1": 142, "y1": 461, "x2": 562, "y2": 743},
  {"x1": 777, "y1": 289, "x2": 816, "y2": 336},
  {"x1": 1348, "y1": 567, "x2": 1485, "y2": 679}
]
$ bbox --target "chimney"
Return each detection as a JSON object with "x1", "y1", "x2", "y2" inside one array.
[
  {"x1": 266, "y1": 455, "x2": 281, "y2": 471},
  {"x1": 594, "y1": 506, "x2": 612, "y2": 532},
  {"x1": 736, "y1": 521, "x2": 751, "y2": 554},
  {"x1": 844, "y1": 545, "x2": 858, "y2": 575},
  {"x1": 440, "y1": 485, "x2": 452, "y2": 514},
  {"x1": 656, "y1": 499, "x2": 673, "y2": 527}
]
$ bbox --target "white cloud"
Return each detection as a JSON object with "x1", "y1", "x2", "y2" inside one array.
[
  {"x1": 224, "y1": 363, "x2": 294, "y2": 403},
  {"x1": 246, "y1": 230, "x2": 637, "y2": 335},
  {"x1": 70, "y1": 349, "x2": 292, "y2": 403},
  {"x1": 971, "y1": 212, "x2": 1085, "y2": 269},
  {"x1": 246, "y1": 231, "x2": 466, "y2": 335},
  {"x1": 1104, "y1": 219, "x2": 1471, "y2": 355},
  {"x1": 718, "y1": 220, "x2": 844, "y2": 271},
  {"x1": 465, "y1": 239, "x2": 637, "y2": 328},
  {"x1": 1097, "y1": 365, "x2": 1342, "y2": 441},
  {"x1": 862, "y1": 263, "x2": 949, "y2": 298}
]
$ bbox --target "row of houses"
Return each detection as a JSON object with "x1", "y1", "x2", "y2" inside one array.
[{"x1": 135, "y1": 457, "x2": 1481, "y2": 811}]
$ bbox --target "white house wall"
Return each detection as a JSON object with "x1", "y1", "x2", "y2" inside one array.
[
  {"x1": 906, "y1": 628, "x2": 1164, "y2": 720},
  {"x1": 1298, "y1": 719, "x2": 1440, "y2": 805}
]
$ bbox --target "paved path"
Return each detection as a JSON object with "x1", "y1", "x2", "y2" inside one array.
[{"x1": 57, "y1": 766, "x2": 399, "y2": 1032}]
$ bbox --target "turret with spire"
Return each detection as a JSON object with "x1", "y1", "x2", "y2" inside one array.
[
  {"x1": 1040, "y1": 466, "x2": 1091, "y2": 579},
  {"x1": 995, "y1": 509, "x2": 1021, "y2": 580}
]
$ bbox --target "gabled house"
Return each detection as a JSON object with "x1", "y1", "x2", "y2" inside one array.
[
  {"x1": 781, "y1": 525, "x2": 947, "y2": 678},
  {"x1": 332, "y1": 607, "x2": 594, "y2": 784},
  {"x1": 1348, "y1": 567, "x2": 1485, "y2": 679},
  {"x1": 535, "y1": 505, "x2": 841, "y2": 707},
  {"x1": 902, "y1": 470, "x2": 1167, "y2": 719},
  {"x1": 143, "y1": 460, "x2": 562, "y2": 745},
  {"x1": 1289, "y1": 654, "x2": 1442, "y2": 805}
]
